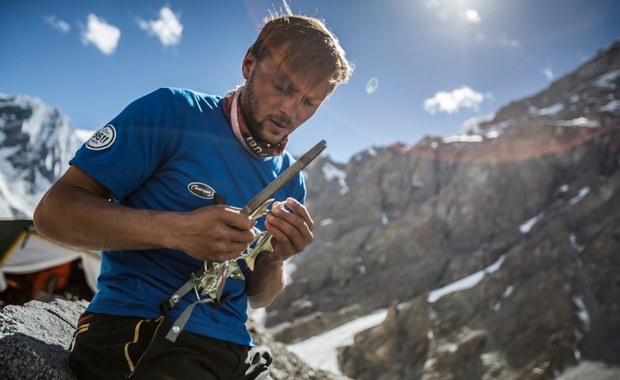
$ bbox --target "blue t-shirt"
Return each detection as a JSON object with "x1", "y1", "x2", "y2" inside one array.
[{"x1": 70, "y1": 87, "x2": 306, "y2": 345}]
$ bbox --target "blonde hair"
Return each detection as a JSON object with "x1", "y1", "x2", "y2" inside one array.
[{"x1": 250, "y1": 14, "x2": 354, "y2": 91}]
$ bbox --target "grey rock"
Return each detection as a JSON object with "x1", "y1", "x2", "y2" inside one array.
[{"x1": 0, "y1": 299, "x2": 86, "y2": 380}]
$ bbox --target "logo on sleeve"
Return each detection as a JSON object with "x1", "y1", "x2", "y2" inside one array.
[
  {"x1": 188, "y1": 182, "x2": 215, "y2": 199},
  {"x1": 86, "y1": 125, "x2": 116, "y2": 150}
]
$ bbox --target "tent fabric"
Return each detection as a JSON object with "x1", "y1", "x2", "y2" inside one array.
[
  {"x1": 0, "y1": 220, "x2": 100, "y2": 293},
  {"x1": 2, "y1": 232, "x2": 84, "y2": 273},
  {"x1": 81, "y1": 251, "x2": 101, "y2": 292},
  {"x1": 0, "y1": 219, "x2": 33, "y2": 263}
]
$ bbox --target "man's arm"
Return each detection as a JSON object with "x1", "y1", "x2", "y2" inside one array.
[
  {"x1": 246, "y1": 198, "x2": 314, "y2": 308},
  {"x1": 33, "y1": 166, "x2": 257, "y2": 262}
]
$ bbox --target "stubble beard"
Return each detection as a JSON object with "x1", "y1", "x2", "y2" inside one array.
[{"x1": 240, "y1": 76, "x2": 270, "y2": 144}]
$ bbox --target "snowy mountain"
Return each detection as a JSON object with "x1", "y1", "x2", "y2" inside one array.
[{"x1": 0, "y1": 94, "x2": 83, "y2": 219}]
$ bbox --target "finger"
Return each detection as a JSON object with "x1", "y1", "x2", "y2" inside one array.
[
  {"x1": 205, "y1": 216, "x2": 256, "y2": 244},
  {"x1": 265, "y1": 214, "x2": 311, "y2": 253},
  {"x1": 264, "y1": 222, "x2": 300, "y2": 257},
  {"x1": 271, "y1": 203, "x2": 313, "y2": 243},
  {"x1": 207, "y1": 205, "x2": 256, "y2": 231},
  {"x1": 283, "y1": 198, "x2": 314, "y2": 230}
]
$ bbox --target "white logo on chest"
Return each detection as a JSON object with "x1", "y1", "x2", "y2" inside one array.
[{"x1": 187, "y1": 182, "x2": 215, "y2": 199}]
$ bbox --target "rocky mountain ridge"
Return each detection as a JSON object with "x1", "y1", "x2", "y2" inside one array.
[{"x1": 265, "y1": 41, "x2": 620, "y2": 379}]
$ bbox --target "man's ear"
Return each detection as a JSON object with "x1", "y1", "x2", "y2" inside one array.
[{"x1": 242, "y1": 48, "x2": 256, "y2": 80}]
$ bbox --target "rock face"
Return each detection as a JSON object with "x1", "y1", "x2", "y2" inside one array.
[
  {"x1": 0, "y1": 300, "x2": 350, "y2": 380},
  {"x1": 0, "y1": 299, "x2": 84, "y2": 380},
  {"x1": 265, "y1": 41, "x2": 620, "y2": 379}
]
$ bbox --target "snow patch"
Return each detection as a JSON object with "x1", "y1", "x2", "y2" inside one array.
[
  {"x1": 519, "y1": 212, "x2": 544, "y2": 234},
  {"x1": 567, "y1": 187, "x2": 589, "y2": 206},
  {"x1": 442, "y1": 134, "x2": 483, "y2": 144},
  {"x1": 428, "y1": 255, "x2": 506, "y2": 303},
  {"x1": 592, "y1": 69, "x2": 620, "y2": 89},
  {"x1": 552, "y1": 117, "x2": 600, "y2": 128},
  {"x1": 573, "y1": 295, "x2": 590, "y2": 331},
  {"x1": 569, "y1": 233, "x2": 585, "y2": 254},
  {"x1": 601, "y1": 99, "x2": 620, "y2": 113},
  {"x1": 321, "y1": 162, "x2": 349, "y2": 195},
  {"x1": 287, "y1": 309, "x2": 388, "y2": 372},
  {"x1": 532, "y1": 103, "x2": 564, "y2": 117},
  {"x1": 319, "y1": 218, "x2": 334, "y2": 227},
  {"x1": 493, "y1": 284, "x2": 514, "y2": 311},
  {"x1": 485, "y1": 130, "x2": 501, "y2": 139},
  {"x1": 460, "y1": 113, "x2": 495, "y2": 134}
]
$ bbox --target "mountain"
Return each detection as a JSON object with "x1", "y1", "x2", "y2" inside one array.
[
  {"x1": 0, "y1": 94, "x2": 83, "y2": 219},
  {"x1": 265, "y1": 41, "x2": 620, "y2": 379}
]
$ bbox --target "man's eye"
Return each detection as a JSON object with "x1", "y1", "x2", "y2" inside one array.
[
  {"x1": 273, "y1": 81, "x2": 290, "y2": 93},
  {"x1": 303, "y1": 98, "x2": 316, "y2": 107}
]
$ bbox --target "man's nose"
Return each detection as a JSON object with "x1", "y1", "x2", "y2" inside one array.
[{"x1": 279, "y1": 94, "x2": 299, "y2": 120}]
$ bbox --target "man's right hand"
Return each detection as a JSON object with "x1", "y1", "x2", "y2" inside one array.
[{"x1": 169, "y1": 205, "x2": 257, "y2": 262}]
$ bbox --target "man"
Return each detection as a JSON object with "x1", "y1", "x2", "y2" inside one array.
[{"x1": 34, "y1": 13, "x2": 352, "y2": 379}]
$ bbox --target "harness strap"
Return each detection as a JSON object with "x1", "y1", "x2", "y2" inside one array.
[
  {"x1": 165, "y1": 298, "x2": 213, "y2": 342},
  {"x1": 159, "y1": 266, "x2": 205, "y2": 314}
]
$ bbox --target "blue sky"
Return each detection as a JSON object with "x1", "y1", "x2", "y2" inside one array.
[{"x1": 2, "y1": 0, "x2": 619, "y2": 162}]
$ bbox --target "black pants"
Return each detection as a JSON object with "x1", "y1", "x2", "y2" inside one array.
[{"x1": 69, "y1": 312, "x2": 272, "y2": 380}]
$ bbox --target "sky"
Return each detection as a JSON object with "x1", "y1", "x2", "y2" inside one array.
[{"x1": 2, "y1": 0, "x2": 619, "y2": 163}]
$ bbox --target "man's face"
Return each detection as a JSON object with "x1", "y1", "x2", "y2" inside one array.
[{"x1": 240, "y1": 52, "x2": 332, "y2": 145}]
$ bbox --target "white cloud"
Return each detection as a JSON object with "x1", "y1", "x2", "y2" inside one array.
[
  {"x1": 81, "y1": 14, "x2": 121, "y2": 55},
  {"x1": 44, "y1": 15, "x2": 71, "y2": 33},
  {"x1": 543, "y1": 67, "x2": 554, "y2": 80},
  {"x1": 424, "y1": 0, "x2": 441, "y2": 10},
  {"x1": 138, "y1": 7, "x2": 183, "y2": 47},
  {"x1": 424, "y1": 86, "x2": 491, "y2": 115},
  {"x1": 477, "y1": 34, "x2": 521, "y2": 49},
  {"x1": 465, "y1": 9, "x2": 481, "y2": 23},
  {"x1": 500, "y1": 37, "x2": 521, "y2": 48}
]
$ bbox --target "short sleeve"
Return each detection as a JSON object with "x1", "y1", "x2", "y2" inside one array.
[{"x1": 70, "y1": 88, "x2": 179, "y2": 199}]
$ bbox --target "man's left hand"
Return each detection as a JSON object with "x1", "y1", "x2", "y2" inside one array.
[{"x1": 262, "y1": 198, "x2": 314, "y2": 264}]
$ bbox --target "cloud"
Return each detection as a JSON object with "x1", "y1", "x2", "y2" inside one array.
[
  {"x1": 424, "y1": 0, "x2": 441, "y2": 10},
  {"x1": 475, "y1": 33, "x2": 520, "y2": 49},
  {"x1": 138, "y1": 7, "x2": 183, "y2": 47},
  {"x1": 424, "y1": 1, "x2": 481, "y2": 24},
  {"x1": 542, "y1": 67, "x2": 554, "y2": 80},
  {"x1": 500, "y1": 37, "x2": 521, "y2": 48},
  {"x1": 464, "y1": 9, "x2": 481, "y2": 24},
  {"x1": 424, "y1": 86, "x2": 491, "y2": 115},
  {"x1": 81, "y1": 14, "x2": 121, "y2": 55},
  {"x1": 44, "y1": 15, "x2": 71, "y2": 33}
]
